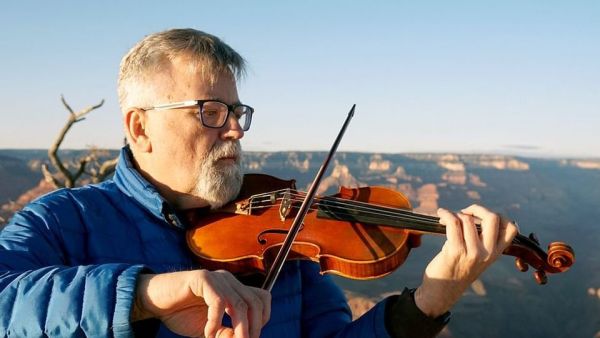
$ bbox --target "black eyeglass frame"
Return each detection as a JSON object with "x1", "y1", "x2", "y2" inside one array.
[{"x1": 141, "y1": 99, "x2": 254, "y2": 131}]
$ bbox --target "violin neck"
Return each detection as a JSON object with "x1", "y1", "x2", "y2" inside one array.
[
  {"x1": 316, "y1": 198, "x2": 531, "y2": 247},
  {"x1": 317, "y1": 199, "x2": 447, "y2": 235}
]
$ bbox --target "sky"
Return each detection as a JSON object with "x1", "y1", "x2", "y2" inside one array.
[{"x1": 0, "y1": 1, "x2": 598, "y2": 158}]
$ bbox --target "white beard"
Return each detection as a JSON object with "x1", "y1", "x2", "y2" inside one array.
[{"x1": 193, "y1": 140, "x2": 243, "y2": 209}]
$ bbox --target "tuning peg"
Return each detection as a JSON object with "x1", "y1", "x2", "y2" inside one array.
[
  {"x1": 529, "y1": 232, "x2": 540, "y2": 245},
  {"x1": 515, "y1": 258, "x2": 529, "y2": 272},
  {"x1": 534, "y1": 270, "x2": 548, "y2": 285}
]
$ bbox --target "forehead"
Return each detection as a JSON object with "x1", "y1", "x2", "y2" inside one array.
[{"x1": 153, "y1": 54, "x2": 239, "y2": 103}]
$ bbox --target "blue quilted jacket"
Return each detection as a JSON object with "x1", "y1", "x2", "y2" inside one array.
[{"x1": 0, "y1": 147, "x2": 391, "y2": 337}]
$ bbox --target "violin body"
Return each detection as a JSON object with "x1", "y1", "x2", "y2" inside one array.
[{"x1": 187, "y1": 174, "x2": 422, "y2": 279}]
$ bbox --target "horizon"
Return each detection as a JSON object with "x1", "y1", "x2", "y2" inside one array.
[
  {"x1": 1, "y1": 147, "x2": 599, "y2": 161},
  {"x1": 1, "y1": 1, "x2": 598, "y2": 158}
]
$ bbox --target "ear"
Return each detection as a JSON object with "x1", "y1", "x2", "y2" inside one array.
[{"x1": 124, "y1": 108, "x2": 152, "y2": 153}]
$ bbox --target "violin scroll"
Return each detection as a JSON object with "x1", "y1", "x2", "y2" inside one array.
[
  {"x1": 547, "y1": 241, "x2": 575, "y2": 271},
  {"x1": 507, "y1": 232, "x2": 574, "y2": 285}
]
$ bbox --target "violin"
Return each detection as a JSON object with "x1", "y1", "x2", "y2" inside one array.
[
  {"x1": 185, "y1": 173, "x2": 575, "y2": 285},
  {"x1": 186, "y1": 105, "x2": 574, "y2": 287}
]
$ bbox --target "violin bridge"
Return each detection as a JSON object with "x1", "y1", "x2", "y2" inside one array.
[
  {"x1": 279, "y1": 189, "x2": 292, "y2": 222},
  {"x1": 226, "y1": 199, "x2": 251, "y2": 215}
]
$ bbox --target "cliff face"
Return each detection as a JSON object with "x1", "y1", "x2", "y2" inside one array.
[
  {"x1": 1, "y1": 150, "x2": 599, "y2": 337},
  {"x1": 0, "y1": 154, "x2": 43, "y2": 206},
  {"x1": 239, "y1": 151, "x2": 600, "y2": 338},
  {"x1": 0, "y1": 179, "x2": 54, "y2": 226}
]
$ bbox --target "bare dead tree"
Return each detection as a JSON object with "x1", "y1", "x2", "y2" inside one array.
[
  {"x1": 41, "y1": 95, "x2": 119, "y2": 188},
  {"x1": 84, "y1": 147, "x2": 119, "y2": 184}
]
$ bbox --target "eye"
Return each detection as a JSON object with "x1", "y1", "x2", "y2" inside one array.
[{"x1": 203, "y1": 109, "x2": 219, "y2": 117}]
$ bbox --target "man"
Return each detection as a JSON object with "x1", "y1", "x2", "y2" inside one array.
[{"x1": 0, "y1": 29, "x2": 518, "y2": 338}]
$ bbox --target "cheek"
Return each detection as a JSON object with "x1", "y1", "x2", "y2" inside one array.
[
  {"x1": 150, "y1": 114, "x2": 217, "y2": 164},
  {"x1": 166, "y1": 122, "x2": 216, "y2": 170},
  {"x1": 150, "y1": 118, "x2": 192, "y2": 163}
]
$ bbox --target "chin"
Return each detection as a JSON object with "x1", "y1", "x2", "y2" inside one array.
[{"x1": 194, "y1": 163, "x2": 243, "y2": 209}]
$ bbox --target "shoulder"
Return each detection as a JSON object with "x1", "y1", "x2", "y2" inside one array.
[
  {"x1": 26, "y1": 180, "x2": 119, "y2": 214},
  {"x1": 7, "y1": 180, "x2": 125, "y2": 232}
]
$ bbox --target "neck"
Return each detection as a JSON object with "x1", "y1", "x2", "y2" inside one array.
[{"x1": 132, "y1": 154, "x2": 211, "y2": 210}]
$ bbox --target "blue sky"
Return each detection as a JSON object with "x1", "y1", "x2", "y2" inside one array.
[{"x1": 0, "y1": 1, "x2": 598, "y2": 157}]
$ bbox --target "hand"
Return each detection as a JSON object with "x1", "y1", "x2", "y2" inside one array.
[
  {"x1": 132, "y1": 269, "x2": 271, "y2": 338},
  {"x1": 414, "y1": 204, "x2": 518, "y2": 317}
]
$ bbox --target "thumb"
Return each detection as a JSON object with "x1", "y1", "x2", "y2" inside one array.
[{"x1": 215, "y1": 327, "x2": 236, "y2": 338}]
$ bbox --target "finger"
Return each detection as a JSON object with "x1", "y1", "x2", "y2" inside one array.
[
  {"x1": 437, "y1": 208, "x2": 464, "y2": 249},
  {"x1": 214, "y1": 272, "x2": 250, "y2": 338},
  {"x1": 462, "y1": 204, "x2": 499, "y2": 257},
  {"x1": 244, "y1": 287, "x2": 271, "y2": 327},
  {"x1": 204, "y1": 294, "x2": 226, "y2": 338},
  {"x1": 216, "y1": 327, "x2": 235, "y2": 338},
  {"x1": 221, "y1": 273, "x2": 263, "y2": 338},
  {"x1": 252, "y1": 288, "x2": 271, "y2": 326},
  {"x1": 195, "y1": 271, "x2": 227, "y2": 338},
  {"x1": 457, "y1": 212, "x2": 480, "y2": 256},
  {"x1": 499, "y1": 217, "x2": 519, "y2": 250}
]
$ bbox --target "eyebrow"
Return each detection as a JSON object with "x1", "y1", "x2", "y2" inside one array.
[{"x1": 208, "y1": 97, "x2": 242, "y2": 105}]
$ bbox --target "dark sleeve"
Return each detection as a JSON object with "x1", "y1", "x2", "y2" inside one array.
[
  {"x1": 384, "y1": 288, "x2": 451, "y2": 338},
  {"x1": 131, "y1": 318, "x2": 161, "y2": 337}
]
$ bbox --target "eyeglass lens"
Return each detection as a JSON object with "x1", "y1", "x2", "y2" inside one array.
[{"x1": 201, "y1": 101, "x2": 252, "y2": 131}]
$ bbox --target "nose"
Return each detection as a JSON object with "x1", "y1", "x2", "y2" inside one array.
[{"x1": 220, "y1": 113, "x2": 244, "y2": 140}]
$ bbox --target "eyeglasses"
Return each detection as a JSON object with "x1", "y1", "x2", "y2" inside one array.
[{"x1": 142, "y1": 99, "x2": 254, "y2": 131}]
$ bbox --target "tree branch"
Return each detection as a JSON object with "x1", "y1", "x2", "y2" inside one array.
[
  {"x1": 70, "y1": 157, "x2": 90, "y2": 186},
  {"x1": 41, "y1": 163, "x2": 63, "y2": 188},
  {"x1": 45, "y1": 96, "x2": 105, "y2": 188},
  {"x1": 94, "y1": 157, "x2": 119, "y2": 183}
]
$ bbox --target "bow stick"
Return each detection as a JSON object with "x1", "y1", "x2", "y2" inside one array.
[{"x1": 261, "y1": 104, "x2": 356, "y2": 291}]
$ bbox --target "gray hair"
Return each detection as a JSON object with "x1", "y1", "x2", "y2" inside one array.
[{"x1": 118, "y1": 28, "x2": 246, "y2": 111}]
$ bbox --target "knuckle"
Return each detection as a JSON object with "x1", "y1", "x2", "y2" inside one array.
[
  {"x1": 190, "y1": 270, "x2": 210, "y2": 294},
  {"x1": 459, "y1": 213, "x2": 474, "y2": 223},
  {"x1": 260, "y1": 290, "x2": 272, "y2": 302},
  {"x1": 488, "y1": 213, "x2": 500, "y2": 225},
  {"x1": 252, "y1": 291, "x2": 263, "y2": 304},
  {"x1": 212, "y1": 297, "x2": 226, "y2": 309},
  {"x1": 441, "y1": 215, "x2": 461, "y2": 227},
  {"x1": 195, "y1": 269, "x2": 209, "y2": 279},
  {"x1": 437, "y1": 208, "x2": 451, "y2": 218},
  {"x1": 197, "y1": 269, "x2": 217, "y2": 285},
  {"x1": 247, "y1": 294, "x2": 261, "y2": 311},
  {"x1": 233, "y1": 298, "x2": 248, "y2": 312},
  {"x1": 508, "y1": 222, "x2": 519, "y2": 235}
]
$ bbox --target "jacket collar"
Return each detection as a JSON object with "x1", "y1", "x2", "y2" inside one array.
[{"x1": 113, "y1": 146, "x2": 185, "y2": 229}]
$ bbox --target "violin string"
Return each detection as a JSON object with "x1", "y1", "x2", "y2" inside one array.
[
  {"x1": 251, "y1": 191, "x2": 444, "y2": 228},
  {"x1": 251, "y1": 190, "x2": 436, "y2": 223},
  {"x1": 249, "y1": 190, "x2": 446, "y2": 228},
  {"x1": 276, "y1": 191, "x2": 442, "y2": 225},
  {"x1": 254, "y1": 197, "x2": 522, "y2": 246},
  {"x1": 247, "y1": 190, "x2": 522, "y2": 244}
]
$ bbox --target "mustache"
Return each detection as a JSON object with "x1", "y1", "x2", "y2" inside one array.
[{"x1": 208, "y1": 140, "x2": 242, "y2": 163}]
